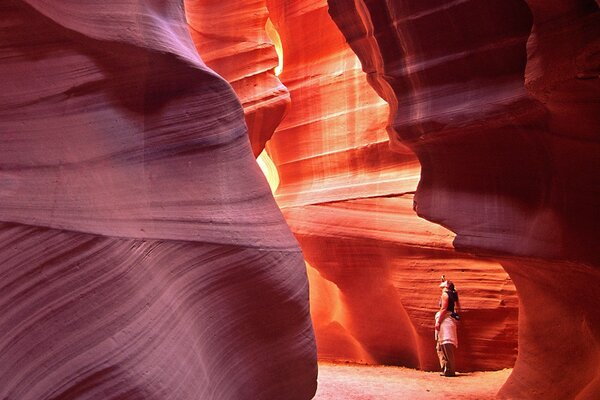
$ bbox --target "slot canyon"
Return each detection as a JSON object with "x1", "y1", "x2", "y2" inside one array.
[{"x1": 0, "y1": 1, "x2": 598, "y2": 399}]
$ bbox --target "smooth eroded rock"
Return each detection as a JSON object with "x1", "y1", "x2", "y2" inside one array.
[{"x1": 0, "y1": 1, "x2": 317, "y2": 399}]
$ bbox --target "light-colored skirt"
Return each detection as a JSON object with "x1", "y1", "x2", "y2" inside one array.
[{"x1": 435, "y1": 311, "x2": 458, "y2": 347}]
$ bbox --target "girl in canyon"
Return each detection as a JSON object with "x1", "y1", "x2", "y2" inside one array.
[{"x1": 435, "y1": 279, "x2": 461, "y2": 377}]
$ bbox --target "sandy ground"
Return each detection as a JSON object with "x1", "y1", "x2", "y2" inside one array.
[{"x1": 313, "y1": 362, "x2": 512, "y2": 400}]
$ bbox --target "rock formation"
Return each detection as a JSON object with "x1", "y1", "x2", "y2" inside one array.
[
  {"x1": 0, "y1": 1, "x2": 316, "y2": 399},
  {"x1": 185, "y1": 0, "x2": 290, "y2": 157},
  {"x1": 2, "y1": 0, "x2": 598, "y2": 398},
  {"x1": 264, "y1": 0, "x2": 519, "y2": 373},
  {"x1": 327, "y1": 0, "x2": 600, "y2": 399}
]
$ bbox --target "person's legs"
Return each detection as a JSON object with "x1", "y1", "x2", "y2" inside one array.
[
  {"x1": 436, "y1": 341, "x2": 447, "y2": 373},
  {"x1": 441, "y1": 343, "x2": 456, "y2": 376}
]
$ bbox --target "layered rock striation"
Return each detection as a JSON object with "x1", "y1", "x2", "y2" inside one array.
[
  {"x1": 185, "y1": 0, "x2": 290, "y2": 157},
  {"x1": 328, "y1": 0, "x2": 600, "y2": 398},
  {"x1": 0, "y1": 1, "x2": 316, "y2": 399},
  {"x1": 4, "y1": 0, "x2": 597, "y2": 398}
]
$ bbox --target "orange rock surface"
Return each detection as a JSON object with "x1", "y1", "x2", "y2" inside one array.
[
  {"x1": 264, "y1": 0, "x2": 519, "y2": 373},
  {"x1": 185, "y1": 0, "x2": 289, "y2": 157}
]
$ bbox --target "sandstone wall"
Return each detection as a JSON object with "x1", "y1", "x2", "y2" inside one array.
[
  {"x1": 264, "y1": 0, "x2": 519, "y2": 372},
  {"x1": 185, "y1": 0, "x2": 290, "y2": 156},
  {"x1": 3, "y1": 0, "x2": 597, "y2": 398},
  {"x1": 327, "y1": 0, "x2": 600, "y2": 398},
  {"x1": 0, "y1": 1, "x2": 316, "y2": 399}
]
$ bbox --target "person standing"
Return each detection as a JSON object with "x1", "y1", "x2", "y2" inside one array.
[{"x1": 435, "y1": 278, "x2": 461, "y2": 377}]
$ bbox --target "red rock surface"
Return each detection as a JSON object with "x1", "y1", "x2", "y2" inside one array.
[
  {"x1": 0, "y1": 1, "x2": 316, "y2": 399},
  {"x1": 327, "y1": 0, "x2": 600, "y2": 399},
  {"x1": 265, "y1": 0, "x2": 519, "y2": 373}
]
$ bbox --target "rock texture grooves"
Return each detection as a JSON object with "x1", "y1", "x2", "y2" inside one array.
[
  {"x1": 185, "y1": 0, "x2": 290, "y2": 157},
  {"x1": 0, "y1": 1, "x2": 316, "y2": 399},
  {"x1": 264, "y1": 0, "x2": 518, "y2": 372},
  {"x1": 327, "y1": 0, "x2": 600, "y2": 399}
]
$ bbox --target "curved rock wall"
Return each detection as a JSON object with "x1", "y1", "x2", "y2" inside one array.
[
  {"x1": 0, "y1": 1, "x2": 316, "y2": 399},
  {"x1": 185, "y1": 0, "x2": 290, "y2": 156},
  {"x1": 264, "y1": 0, "x2": 519, "y2": 372},
  {"x1": 327, "y1": 0, "x2": 600, "y2": 398},
  {"x1": 4, "y1": 0, "x2": 595, "y2": 397}
]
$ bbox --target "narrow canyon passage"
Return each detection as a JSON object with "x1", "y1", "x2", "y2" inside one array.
[
  {"x1": 263, "y1": 0, "x2": 518, "y2": 373},
  {"x1": 190, "y1": 0, "x2": 599, "y2": 398},
  {"x1": 192, "y1": 1, "x2": 518, "y2": 371},
  {"x1": 190, "y1": 0, "x2": 519, "y2": 385},
  {"x1": 1, "y1": 1, "x2": 598, "y2": 399}
]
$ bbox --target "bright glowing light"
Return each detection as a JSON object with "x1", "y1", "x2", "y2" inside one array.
[
  {"x1": 265, "y1": 18, "x2": 283, "y2": 76},
  {"x1": 256, "y1": 149, "x2": 280, "y2": 194}
]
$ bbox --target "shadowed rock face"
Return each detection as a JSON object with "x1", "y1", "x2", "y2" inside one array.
[
  {"x1": 327, "y1": 0, "x2": 600, "y2": 398},
  {"x1": 0, "y1": 1, "x2": 316, "y2": 399}
]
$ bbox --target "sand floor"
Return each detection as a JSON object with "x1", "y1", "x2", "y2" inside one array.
[{"x1": 314, "y1": 362, "x2": 512, "y2": 400}]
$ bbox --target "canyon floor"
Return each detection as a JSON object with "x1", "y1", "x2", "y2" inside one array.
[{"x1": 314, "y1": 362, "x2": 512, "y2": 399}]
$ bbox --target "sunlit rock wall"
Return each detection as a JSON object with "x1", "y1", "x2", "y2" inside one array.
[
  {"x1": 0, "y1": 1, "x2": 316, "y2": 399},
  {"x1": 264, "y1": 0, "x2": 519, "y2": 372},
  {"x1": 328, "y1": 0, "x2": 600, "y2": 398},
  {"x1": 185, "y1": 0, "x2": 290, "y2": 156}
]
